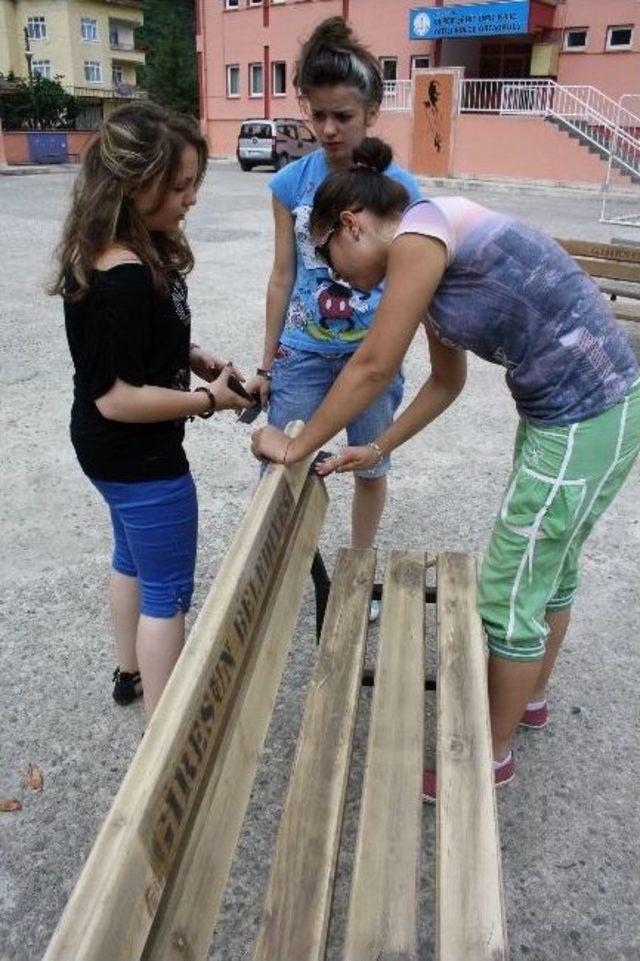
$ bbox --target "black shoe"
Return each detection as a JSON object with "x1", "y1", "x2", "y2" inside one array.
[{"x1": 112, "y1": 667, "x2": 142, "y2": 705}]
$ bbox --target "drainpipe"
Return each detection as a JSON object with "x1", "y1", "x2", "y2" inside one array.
[
  {"x1": 0, "y1": 119, "x2": 7, "y2": 168},
  {"x1": 264, "y1": 44, "x2": 270, "y2": 119},
  {"x1": 196, "y1": 0, "x2": 208, "y2": 134},
  {"x1": 342, "y1": 0, "x2": 349, "y2": 20},
  {"x1": 433, "y1": 0, "x2": 443, "y2": 67}
]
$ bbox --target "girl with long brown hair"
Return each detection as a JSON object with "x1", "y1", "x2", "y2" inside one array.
[{"x1": 53, "y1": 101, "x2": 249, "y2": 719}]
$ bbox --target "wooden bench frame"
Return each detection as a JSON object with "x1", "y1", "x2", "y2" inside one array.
[
  {"x1": 44, "y1": 424, "x2": 508, "y2": 961},
  {"x1": 558, "y1": 238, "x2": 640, "y2": 324}
]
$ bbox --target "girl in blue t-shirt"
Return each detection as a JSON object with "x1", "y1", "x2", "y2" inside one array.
[{"x1": 246, "y1": 18, "x2": 420, "y2": 604}]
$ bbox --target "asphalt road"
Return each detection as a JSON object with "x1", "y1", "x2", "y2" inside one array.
[{"x1": 1, "y1": 162, "x2": 638, "y2": 961}]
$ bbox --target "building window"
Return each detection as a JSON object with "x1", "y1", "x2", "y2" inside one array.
[
  {"x1": 272, "y1": 61, "x2": 286, "y2": 96},
  {"x1": 27, "y1": 16, "x2": 47, "y2": 40},
  {"x1": 32, "y1": 59, "x2": 51, "y2": 79},
  {"x1": 112, "y1": 64, "x2": 124, "y2": 85},
  {"x1": 249, "y1": 0, "x2": 263, "y2": 5},
  {"x1": 81, "y1": 18, "x2": 99, "y2": 42},
  {"x1": 606, "y1": 25, "x2": 634, "y2": 50},
  {"x1": 563, "y1": 28, "x2": 588, "y2": 50},
  {"x1": 226, "y1": 64, "x2": 240, "y2": 97},
  {"x1": 380, "y1": 57, "x2": 398, "y2": 82},
  {"x1": 84, "y1": 60, "x2": 103, "y2": 83},
  {"x1": 249, "y1": 62, "x2": 263, "y2": 97},
  {"x1": 411, "y1": 55, "x2": 430, "y2": 75},
  {"x1": 225, "y1": 0, "x2": 239, "y2": 8}
]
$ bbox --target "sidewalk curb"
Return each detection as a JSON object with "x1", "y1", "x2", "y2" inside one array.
[
  {"x1": 416, "y1": 174, "x2": 639, "y2": 199},
  {"x1": 0, "y1": 164, "x2": 77, "y2": 176}
]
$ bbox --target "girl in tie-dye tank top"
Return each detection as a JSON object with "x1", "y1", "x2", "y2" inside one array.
[{"x1": 251, "y1": 137, "x2": 639, "y2": 802}]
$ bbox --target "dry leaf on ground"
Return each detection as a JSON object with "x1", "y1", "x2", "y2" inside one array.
[
  {"x1": 24, "y1": 763, "x2": 44, "y2": 793},
  {"x1": 0, "y1": 798, "x2": 22, "y2": 813}
]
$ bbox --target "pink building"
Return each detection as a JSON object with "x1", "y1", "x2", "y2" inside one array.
[{"x1": 196, "y1": 0, "x2": 640, "y2": 185}]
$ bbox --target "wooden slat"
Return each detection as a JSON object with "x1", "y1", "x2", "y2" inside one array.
[
  {"x1": 253, "y1": 548, "x2": 376, "y2": 961},
  {"x1": 597, "y1": 278, "x2": 640, "y2": 302},
  {"x1": 558, "y1": 238, "x2": 640, "y2": 264},
  {"x1": 596, "y1": 280, "x2": 640, "y2": 300},
  {"x1": 343, "y1": 551, "x2": 426, "y2": 961},
  {"x1": 574, "y1": 256, "x2": 640, "y2": 284},
  {"x1": 143, "y1": 476, "x2": 329, "y2": 961},
  {"x1": 436, "y1": 552, "x2": 508, "y2": 961},
  {"x1": 44, "y1": 422, "x2": 314, "y2": 961},
  {"x1": 613, "y1": 302, "x2": 640, "y2": 323}
]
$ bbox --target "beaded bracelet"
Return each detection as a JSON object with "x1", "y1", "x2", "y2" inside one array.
[{"x1": 194, "y1": 386, "x2": 216, "y2": 419}]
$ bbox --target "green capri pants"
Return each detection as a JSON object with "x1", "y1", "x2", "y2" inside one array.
[{"x1": 478, "y1": 379, "x2": 640, "y2": 662}]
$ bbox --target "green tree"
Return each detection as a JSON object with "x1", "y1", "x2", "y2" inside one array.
[
  {"x1": 0, "y1": 72, "x2": 78, "y2": 130},
  {"x1": 136, "y1": 0, "x2": 198, "y2": 117}
]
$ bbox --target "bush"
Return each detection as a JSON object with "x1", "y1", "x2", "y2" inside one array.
[{"x1": 0, "y1": 72, "x2": 78, "y2": 130}]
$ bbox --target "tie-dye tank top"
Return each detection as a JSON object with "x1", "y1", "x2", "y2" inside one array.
[{"x1": 394, "y1": 198, "x2": 637, "y2": 425}]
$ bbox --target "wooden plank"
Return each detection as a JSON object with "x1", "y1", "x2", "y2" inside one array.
[
  {"x1": 43, "y1": 422, "x2": 315, "y2": 961},
  {"x1": 574, "y1": 256, "x2": 640, "y2": 284},
  {"x1": 253, "y1": 548, "x2": 376, "y2": 961},
  {"x1": 558, "y1": 238, "x2": 640, "y2": 264},
  {"x1": 596, "y1": 279, "x2": 640, "y2": 302},
  {"x1": 436, "y1": 552, "x2": 508, "y2": 961},
  {"x1": 143, "y1": 476, "x2": 329, "y2": 961},
  {"x1": 613, "y1": 302, "x2": 640, "y2": 323},
  {"x1": 343, "y1": 551, "x2": 426, "y2": 961}
]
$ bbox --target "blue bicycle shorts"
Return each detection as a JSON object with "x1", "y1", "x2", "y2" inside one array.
[{"x1": 90, "y1": 472, "x2": 198, "y2": 619}]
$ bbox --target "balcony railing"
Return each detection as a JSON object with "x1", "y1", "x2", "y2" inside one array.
[{"x1": 65, "y1": 84, "x2": 147, "y2": 100}]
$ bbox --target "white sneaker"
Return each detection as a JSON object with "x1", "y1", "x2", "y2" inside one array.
[{"x1": 369, "y1": 600, "x2": 381, "y2": 624}]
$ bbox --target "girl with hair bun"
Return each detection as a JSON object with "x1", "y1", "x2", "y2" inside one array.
[
  {"x1": 253, "y1": 137, "x2": 639, "y2": 801},
  {"x1": 245, "y1": 18, "x2": 420, "y2": 617},
  {"x1": 53, "y1": 101, "x2": 250, "y2": 719}
]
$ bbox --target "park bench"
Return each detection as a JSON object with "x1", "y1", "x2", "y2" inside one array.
[
  {"x1": 43, "y1": 423, "x2": 507, "y2": 961},
  {"x1": 558, "y1": 238, "x2": 640, "y2": 324}
]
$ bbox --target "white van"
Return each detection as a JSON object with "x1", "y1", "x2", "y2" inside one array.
[{"x1": 236, "y1": 118, "x2": 318, "y2": 171}]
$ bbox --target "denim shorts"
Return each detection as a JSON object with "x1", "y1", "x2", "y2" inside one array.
[
  {"x1": 90, "y1": 472, "x2": 198, "y2": 619},
  {"x1": 268, "y1": 345, "x2": 404, "y2": 478}
]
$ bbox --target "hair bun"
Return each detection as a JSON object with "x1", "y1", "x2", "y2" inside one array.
[
  {"x1": 351, "y1": 137, "x2": 393, "y2": 174},
  {"x1": 308, "y1": 15, "x2": 353, "y2": 50}
]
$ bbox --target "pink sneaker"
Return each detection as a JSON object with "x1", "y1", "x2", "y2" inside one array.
[
  {"x1": 520, "y1": 701, "x2": 549, "y2": 730},
  {"x1": 422, "y1": 753, "x2": 515, "y2": 803}
]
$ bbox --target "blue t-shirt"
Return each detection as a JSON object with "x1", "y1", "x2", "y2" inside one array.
[
  {"x1": 270, "y1": 150, "x2": 421, "y2": 354},
  {"x1": 395, "y1": 198, "x2": 638, "y2": 425}
]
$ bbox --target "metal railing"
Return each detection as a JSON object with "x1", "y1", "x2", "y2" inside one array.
[
  {"x1": 601, "y1": 93, "x2": 640, "y2": 227},
  {"x1": 459, "y1": 78, "x2": 640, "y2": 181},
  {"x1": 64, "y1": 84, "x2": 147, "y2": 100},
  {"x1": 381, "y1": 80, "x2": 413, "y2": 112}
]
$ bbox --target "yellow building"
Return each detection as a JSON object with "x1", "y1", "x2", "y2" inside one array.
[{"x1": 0, "y1": 0, "x2": 146, "y2": 125}]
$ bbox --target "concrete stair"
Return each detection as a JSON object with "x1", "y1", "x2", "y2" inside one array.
[{"x1": 545, "y1": 115, "x2": 640, "y2": 184}]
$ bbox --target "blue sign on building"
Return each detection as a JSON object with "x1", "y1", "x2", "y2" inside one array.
[{"x1": 410, "y1": 2, "x2": 530, "y2": 40}]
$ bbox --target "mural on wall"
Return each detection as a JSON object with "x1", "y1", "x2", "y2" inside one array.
[
  {"x1": 412, "y1": 70, "x2": 458, "y2": 176},
  {"x1": 425, "y1": 79, "x2": 443, "y2": 153}
]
